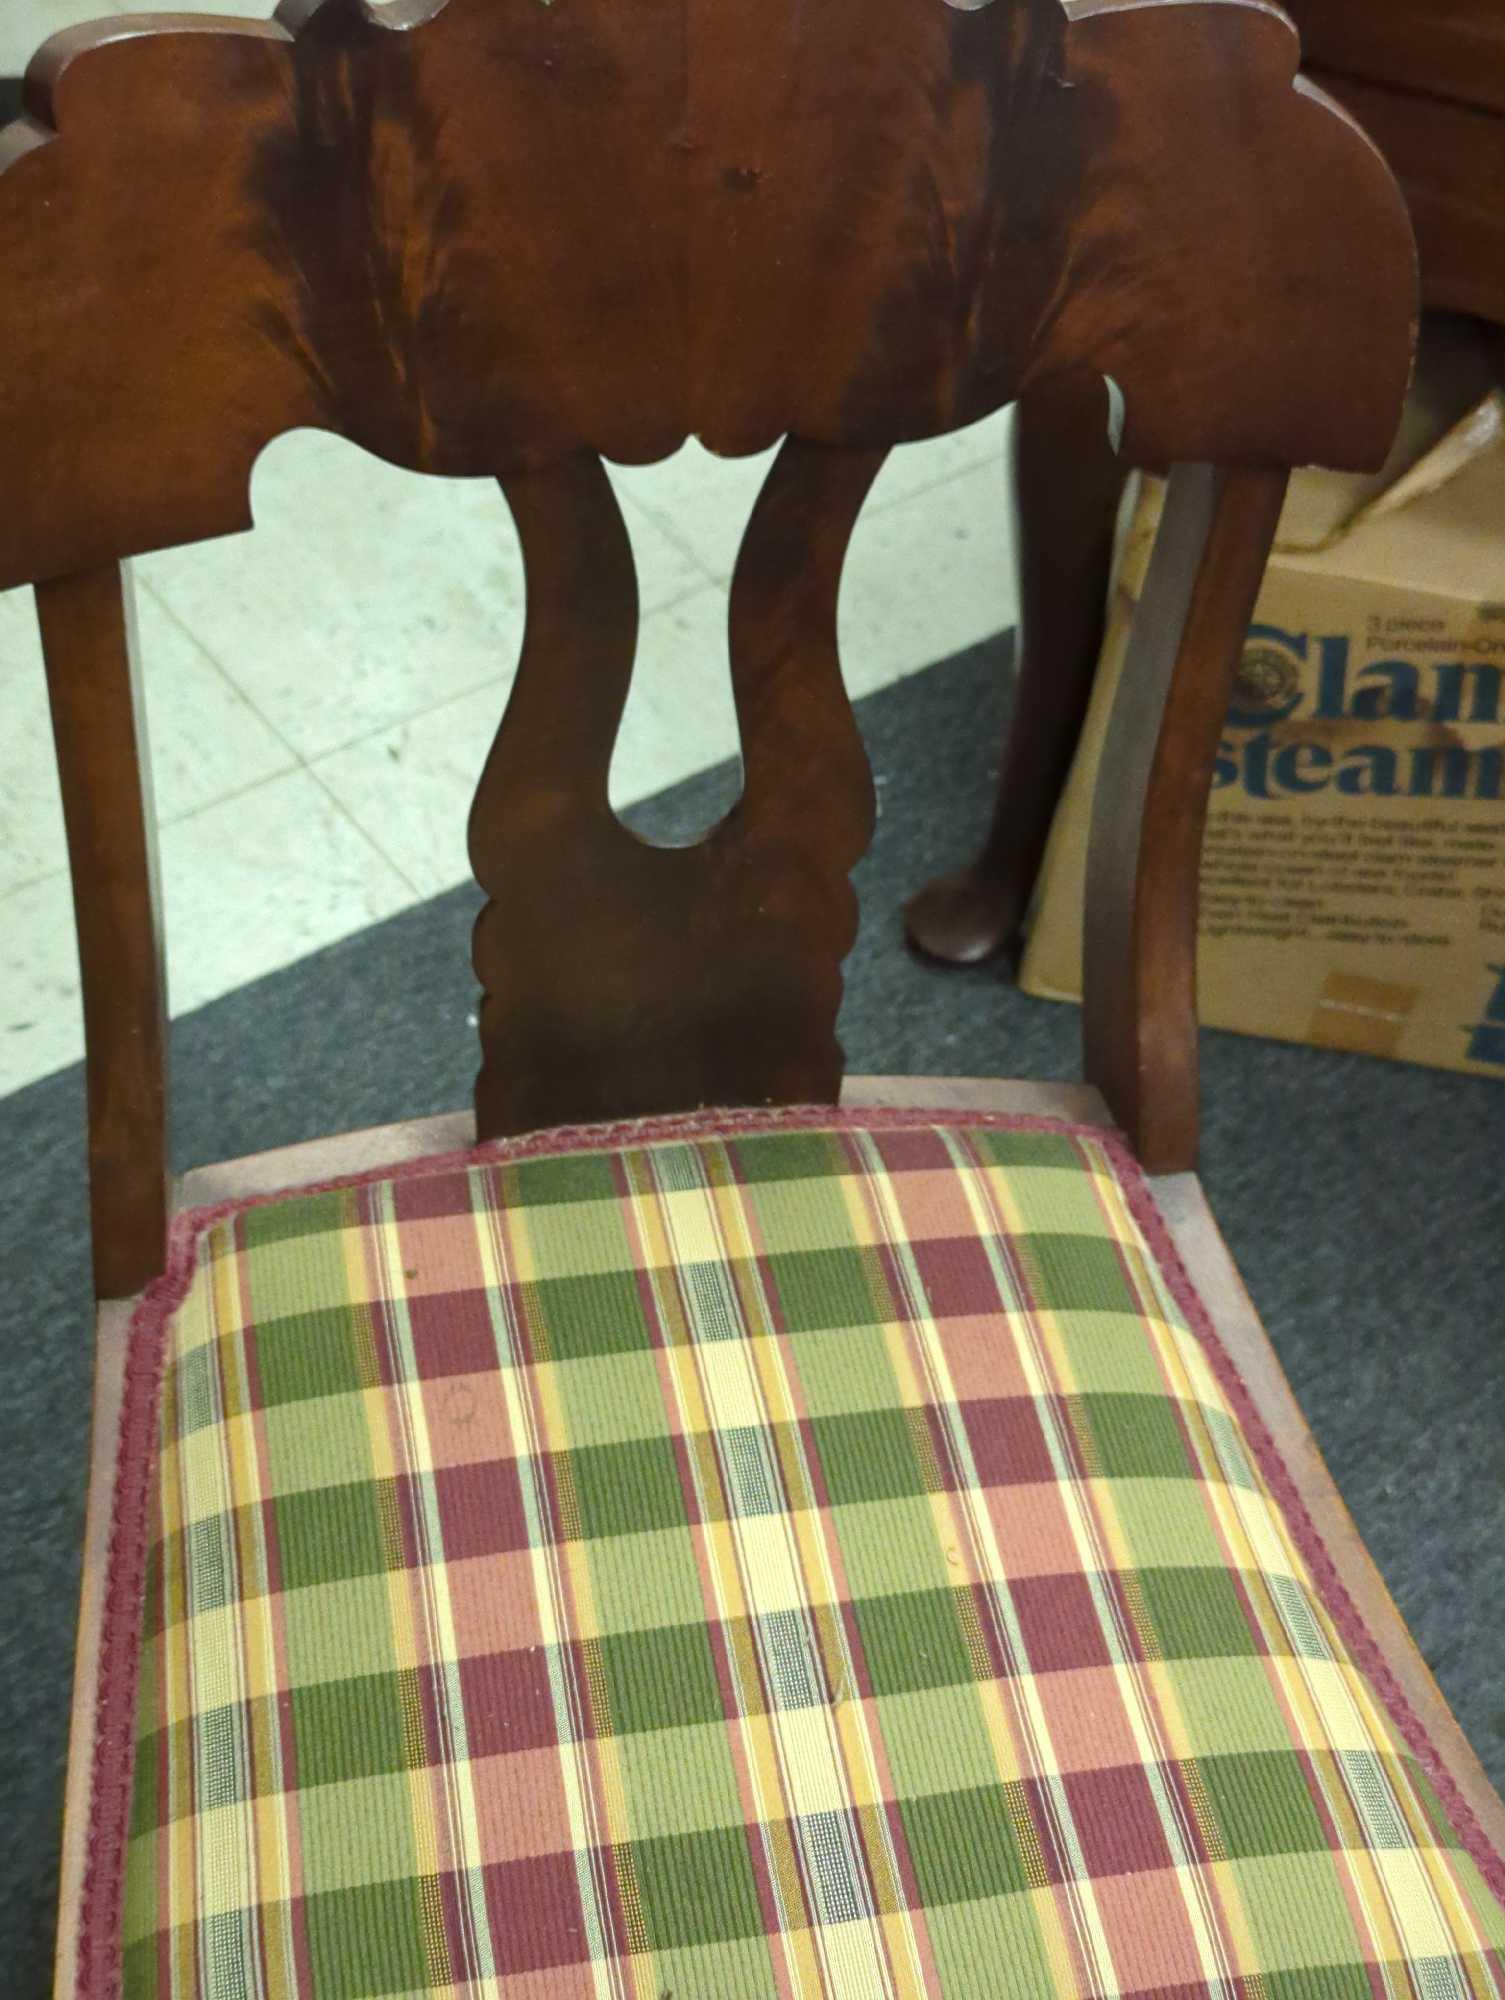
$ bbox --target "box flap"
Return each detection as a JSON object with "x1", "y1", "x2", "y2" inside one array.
[{"x1": 1275, "y1": 314, "x2": 1499, "y2": 554}]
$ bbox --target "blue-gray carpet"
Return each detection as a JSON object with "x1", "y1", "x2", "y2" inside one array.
[{"x1": 3, "y1": 634, "x2": 1501, "y2": 1994}]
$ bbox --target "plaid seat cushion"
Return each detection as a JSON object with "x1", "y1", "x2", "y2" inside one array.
[{"x1": 94, "y1": 1108, "x2": 1505, "y2": 1999}]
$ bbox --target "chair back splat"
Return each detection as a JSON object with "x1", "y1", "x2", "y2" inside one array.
[{"x1": 0, "y1": 0, "x2": 1416, "y2": 1293}]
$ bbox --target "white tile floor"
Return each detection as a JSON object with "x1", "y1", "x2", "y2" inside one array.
[{"x1": 0, "y1": 3, "x2": 1018, "y2": 1098}]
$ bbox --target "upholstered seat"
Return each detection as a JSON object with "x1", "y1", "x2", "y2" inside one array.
[{"x1": 100, "y1": 1109, "x2": 1505, "y2": 1999}]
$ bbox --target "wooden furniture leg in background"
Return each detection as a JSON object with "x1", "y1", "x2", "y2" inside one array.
[
  {"x1": 908, "y1": 32, "x2": 1505, "y2": 984},
  {"x1": 904, "y1": 375, "x2": 1126, "y2": 967}
]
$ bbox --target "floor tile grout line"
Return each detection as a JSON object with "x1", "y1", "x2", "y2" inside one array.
[
  {"x1": 298, "y1": 573, "x2": 722, "y2": 767},
  {"x1": 863, "y1": 452, "x2": 1005, "y2": 517},
  {"x1": 139, "y1": 566, "x2": 722, "y2": 773},
  {"x1": 298, "y1": 760, "x2": 425, "y2": 901},
  {"x1": 135, "y1": 449, "x2": 1004, "y2": 769},
  {"x1": 2, "y1": 433, "x2": 1008, "y2": 1089},
  {"x1": 6, "y1": 576, "x2": 744, "y2": 910},
  {"x1": 2, "y1": 577, "x2": 300, "y2": 900},
  {"x1": 154, "y1": 766, "x2": 319, "y2": 840},
  {"x1": 0, "y1": 867, "x2": 68, "y2": 908},
  {"x1": 2, "y1": 746, "x2": 429, "y2": 910},
  {"x1": 5, "y1": 576, "x2": 316, "y2": 905},
  {"x1": 0, "y1": 750, "x2": 423, "y2": 910},
  {"x1": 305, "y1": 669, "x2": 516, "y2": 768},
  {"x1": 611, "y1": 483, "x2": 729, "y2": 588},
  {"x1": 0, "y1": 607, "x2": 1003, "y2": 911},
  {"x1": 0, "y1": 627, "x2": 976, "y2": 912},
  {"x1": 0, "y1": 610, "x2": 990, "y2": 1093},
  {"x1": 613, "y1": 449, "x2": 1007, "y2": 585},
  {"x1": 135, "y1": 574, "x2": 310, "y2": 772},
  {"x1": 139, "y1": 567, "x2": 515, "y2": 777},
  {"x1": 10, "y1": 445, "x2": 1012, "y2": 905}
]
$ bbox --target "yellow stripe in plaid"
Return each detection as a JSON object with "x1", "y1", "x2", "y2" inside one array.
[{"x1": 104, "y1": 1113, "x2": 1505, "y2": 2000}]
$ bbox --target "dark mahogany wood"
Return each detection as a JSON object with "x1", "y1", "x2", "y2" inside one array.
[
  {"x1": 1, "y1": 0, "x2": 1415, "y2": 1290},
  {"x1": 1317, "y1": 72, "x2": 1505, "y2": 331},
  {"x1": 0, "y1": 0, "x2": 1413, "y2": 592},
  {"x1": 1292, "y1": 0, "x2": 1505, "y2": 120},
  {"x1": 35, "y1": 566, "x2": 170, "y2": 1301},
  {"x1": 1083, "y1": 464, "x2": 1289, "y2": 1171},
  {"x1": 473, "y1": 440, "x2": 885, "y2": 1135},
  {"x1": 905, "y1": 373, "x2": 1127, "y2": 968},
  {"x1": 1276, "y1": 1, "x2": 1505, "y2": 336}
]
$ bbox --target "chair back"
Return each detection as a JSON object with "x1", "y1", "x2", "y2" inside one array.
[{"x1": 0, "y1": 0, "x2": 1416, "y2": 1293}]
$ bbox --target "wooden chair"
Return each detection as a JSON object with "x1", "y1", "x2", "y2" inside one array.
[
  {"x1": 8, "y1": 1, "x2": 1504, "y2": 1994},
  {"x1": 906, "y1": 0, "x2": 1505, "y2": 971}
]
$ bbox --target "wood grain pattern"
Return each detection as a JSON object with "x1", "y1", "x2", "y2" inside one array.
[
  {"x1": 1289, "y1": 0, "x2": 1505, "y2": 121},
  {"x1": 1316, "y1": 71, "x2": 1505, "y2": 329},
  {"x1": 35, "y1": 565, "x2": 169, "y2": 1301},
  {"x1": 2, "y1": 0, "x2": 1417, "y2": 1288},
  {"x1": 1083, "y1": 463, "x2": 1289, "y2": 1171},
  {"x1": 0, "y1": 0, "x2": 1413, "y2": 591},
  {"x1": 473, "y1": 440, "x2": 886, "y2": 1137}
]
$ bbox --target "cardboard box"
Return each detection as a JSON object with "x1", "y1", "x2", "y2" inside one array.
[{"x1": 1018, "y1": 371, "x2": 1505, "y2": 1079}]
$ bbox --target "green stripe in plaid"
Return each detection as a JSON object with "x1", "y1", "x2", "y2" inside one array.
[{"x1": 117, "y1": 1116, "x2": 1505, "y2": 1999}]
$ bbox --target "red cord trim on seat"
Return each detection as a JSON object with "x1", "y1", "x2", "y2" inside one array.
[
  {"x1": 1103, "y1": 1136, "x2": 1505, "y2": 1910},
  {"x1": 75, "y1": 1105, "x2": 1505, "y2": 1995}
]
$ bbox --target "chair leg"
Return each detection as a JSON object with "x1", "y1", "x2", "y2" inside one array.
[
  {"x1": 1083, "y1": 462, "x2": 1287, "y2": 1173},
  {"x1": 37, "y1": 563, "x2": 170, "y2": 1301},
  {"x1": 904, "y1": 375, "x2": 1126, "y2": 967}
]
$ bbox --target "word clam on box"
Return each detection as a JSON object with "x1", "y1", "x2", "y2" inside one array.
[{"x1": 1020, "y1": 336, "x2": 1505, "y2": 1079}]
